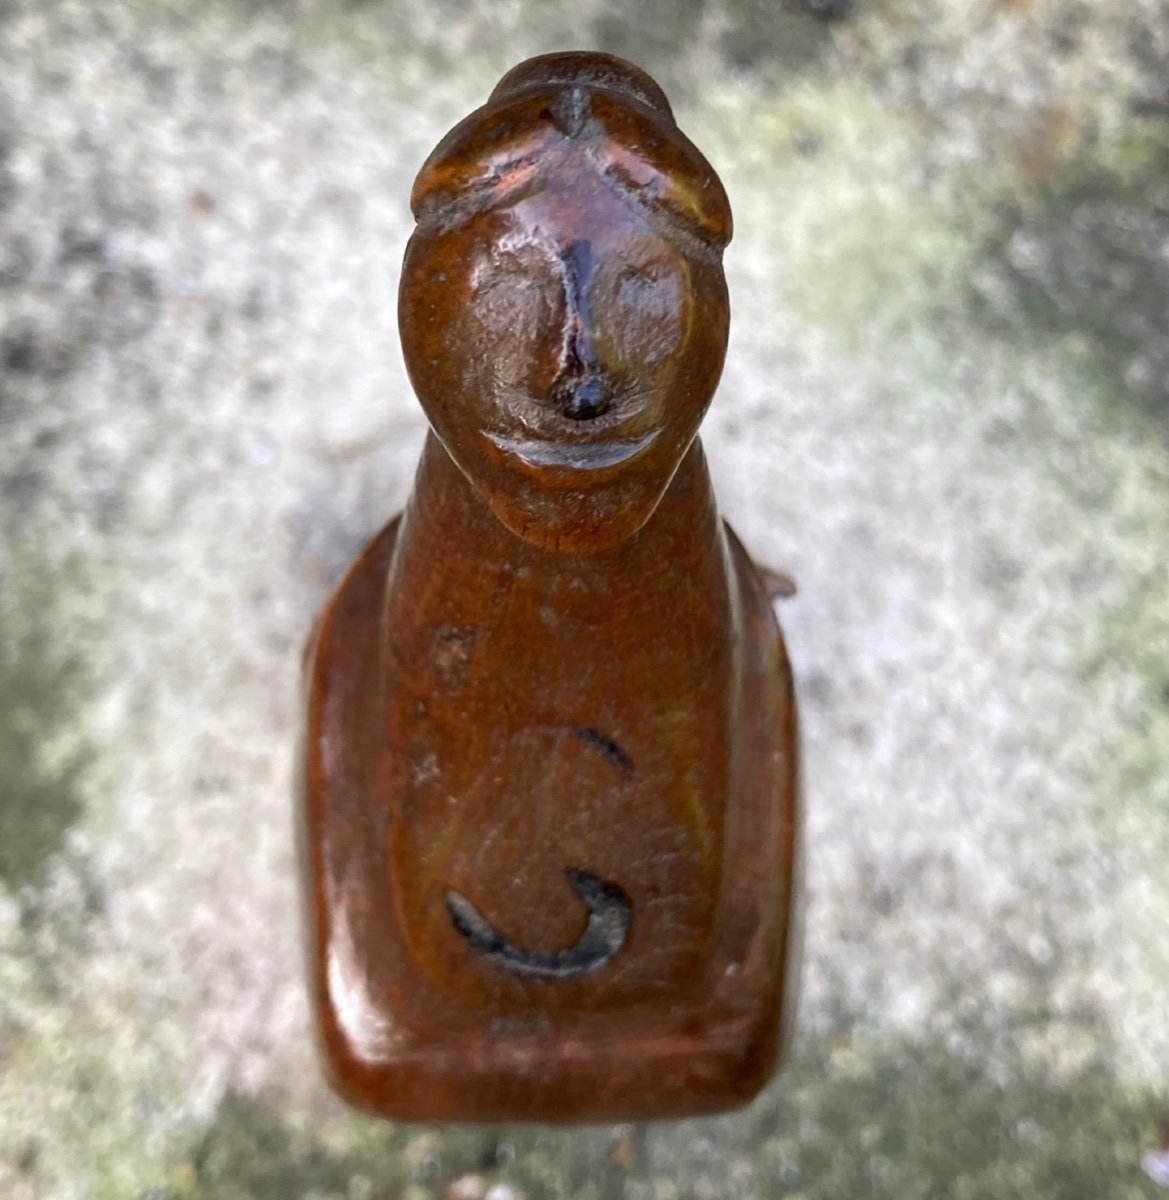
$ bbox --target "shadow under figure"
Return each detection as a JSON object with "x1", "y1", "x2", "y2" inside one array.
[{"x1": 297, "y1": 51, "x2": 801, "y2": 1123}]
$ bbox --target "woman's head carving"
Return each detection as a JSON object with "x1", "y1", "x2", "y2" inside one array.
[{"x1": 399, "y1": 52, "x2": 733, "y2": 553}]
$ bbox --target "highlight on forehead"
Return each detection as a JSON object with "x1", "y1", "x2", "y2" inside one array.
[{"x1": 410, "y1": 53, "x2": 732, "y2": 251}]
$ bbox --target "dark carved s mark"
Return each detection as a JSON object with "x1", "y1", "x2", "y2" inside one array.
[
  {"x1": 445, "y1": 869, "x2": 631, "y2": 981},
  {"x1": 571, "y1": 725, "x2": 634, "y2": 777}
]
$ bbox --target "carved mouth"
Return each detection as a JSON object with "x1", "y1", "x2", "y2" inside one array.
[{"x1": 484, "y1": 427, "x2": 660, "y2": 471}]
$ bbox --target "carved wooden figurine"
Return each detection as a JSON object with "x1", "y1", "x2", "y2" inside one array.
[{"x1": 297, "y1": 51, "x2": 800, "y2": 1123}]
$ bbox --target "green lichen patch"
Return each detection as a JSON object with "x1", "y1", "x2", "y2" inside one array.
[
  {"x1": 976, "y1": 132, "x2": 1169, "y2": 423},
  {"x1": 0, "y1": 546, "x2": 94, "y2": 890},
  {"x1": 702, "y1": 77, "x2": 988, "y2": 348}
]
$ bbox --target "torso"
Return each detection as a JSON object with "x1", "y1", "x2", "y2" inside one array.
[{"x1": 380, "y1": 435, "x2": 740, "y2": 1018}]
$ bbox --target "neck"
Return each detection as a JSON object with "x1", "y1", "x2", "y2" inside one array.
[{"x1": 388, "y1": 431, "x2": 724, "y2": 594}]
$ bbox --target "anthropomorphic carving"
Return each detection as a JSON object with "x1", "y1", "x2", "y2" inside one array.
[{"x1": 297, "y1": 51, "x2": 800, "y2": 1123}]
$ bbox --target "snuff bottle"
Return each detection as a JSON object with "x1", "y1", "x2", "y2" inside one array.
[{"x1": 297, "y1": 51, "x2": 800, "y2": 1123}]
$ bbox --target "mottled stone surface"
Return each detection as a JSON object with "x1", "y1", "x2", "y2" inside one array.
[{"x1": 1, "y1": 1, "x2": 1166, "y2": 1196}]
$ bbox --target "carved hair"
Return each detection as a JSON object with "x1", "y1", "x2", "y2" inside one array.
[
  {"x1": 489, "y1": 51, "x2": 674, "y2": 119},
  {"x1": 410, "y1": 52, "x2": 732, "y2": 251}
]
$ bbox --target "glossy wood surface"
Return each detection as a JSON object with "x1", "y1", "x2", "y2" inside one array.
[{"x1": 297, "y1": 51, "x2": 800, "y2": 1123}]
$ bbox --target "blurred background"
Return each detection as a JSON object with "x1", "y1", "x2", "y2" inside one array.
[{"x1": 1, "y1": 0, "x2": 1167, "y2": 1196}]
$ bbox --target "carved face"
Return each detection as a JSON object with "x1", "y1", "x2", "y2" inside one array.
[{"x1": 399, "y1": 156, "x2": 729, "y2": 554}]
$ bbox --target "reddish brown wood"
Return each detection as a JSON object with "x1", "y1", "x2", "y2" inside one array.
[{"x1": 297, "y1": 51, "x2": 800, "y2": 1124}]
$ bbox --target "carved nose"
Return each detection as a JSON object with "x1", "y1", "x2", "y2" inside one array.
[
  {"x1": 552, "y1": 239, "x2": 612, "y2": 421},
  {"x1": 553, "y1": 302, "x2": 612, "y2": 420}
]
